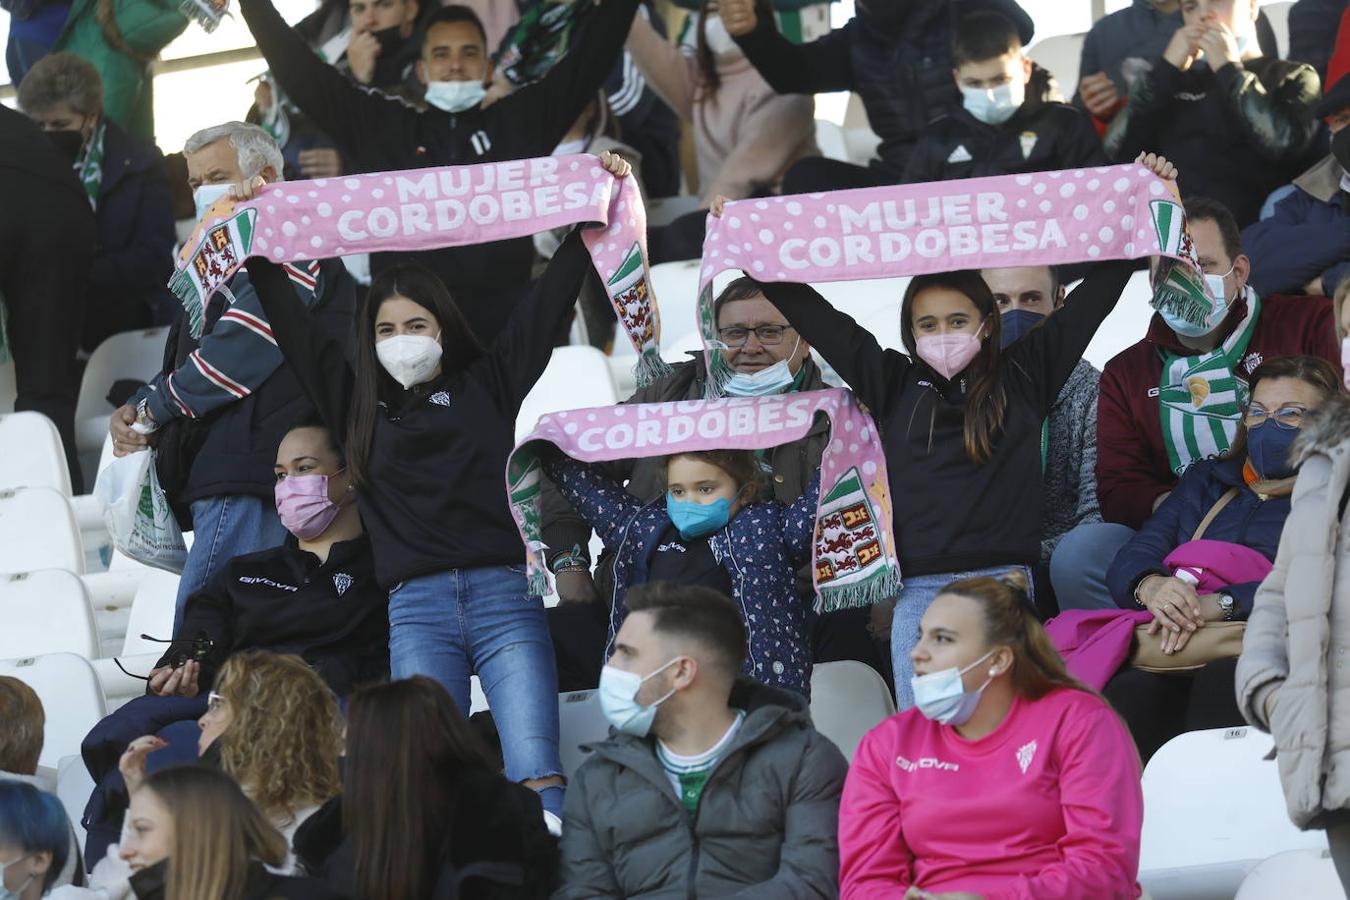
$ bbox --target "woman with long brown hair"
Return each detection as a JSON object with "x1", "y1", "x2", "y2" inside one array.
[
  {"x1": 117, "y1": 766, "x2": 339, "y2": 900},
  {"x1": 838, "y1": 570, "x2": 1143, "y2": 898},
  {"x1": 293, "y1": 676, "x2": 557, "y2": 899},
  {"x1": 717, "y1": 151, "x2": 1173, "y2": 708}
]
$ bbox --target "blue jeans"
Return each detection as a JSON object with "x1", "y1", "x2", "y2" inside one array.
[
  {"x1": 389, "y1": 565, "x2": 563, "y2": 788},
  {"x1": 174, "y1": 494, "x2": 289, "y2": 632},
  {"x1": 891, "y1": 565, "x2": 1034, "y2": 710},
  {"x1": 1049, "y1": 523, "x2": 1136, "y2": 612}
]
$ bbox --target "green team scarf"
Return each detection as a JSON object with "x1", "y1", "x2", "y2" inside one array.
[
  {"x1": 1157, "y1": 291, "x2": 1261, "y2": 476},
  {"x1": 76, "y1": 119, "x2": 106, "y2": 211}
]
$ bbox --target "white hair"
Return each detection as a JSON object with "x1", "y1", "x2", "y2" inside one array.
[{"x1": 184, "y1": 121, "x2": 285, "y2": 182}]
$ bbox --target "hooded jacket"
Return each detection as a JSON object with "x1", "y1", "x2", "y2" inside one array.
[
  {"x1": 1105, "y1": 455, "x2": 1291, "y2": 612},
  {"x1": 1243, "y1": 154, "x2": 1350, "y2": 299},
  {"x1": 1095, "y1": 292, "x2": 1338, "y2": 530},
  {"x1": 545, "y1": 456, "x2": 820, "y2": 696},
  {"x1": 1237, "y1": 391, "x2": 1350, "y2": 829},
  {"x1": 554, "y1": 679, "x2": 848, "y2": 899},
  {"x1": 730, "y1": 0, "x2": 1035, "y2": 177}
]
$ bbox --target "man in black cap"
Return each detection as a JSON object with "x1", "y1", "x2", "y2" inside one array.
[{"x1": 1244, "y1": 72, "x2": 1350, "y2": 302}]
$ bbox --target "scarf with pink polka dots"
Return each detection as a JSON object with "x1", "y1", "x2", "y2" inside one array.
[
  {"x1": 697, "y1": 163, "x2": 1207, "y2": 395},
  {"x1": 170, "y1": 153, "x2": 672, "y2": 385},
  {"x1": 507, "y1": 388, "x2": 901, "y2": 611}
]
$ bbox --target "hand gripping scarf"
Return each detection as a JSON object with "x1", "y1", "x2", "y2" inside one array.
[
  {"x1": 170, "y1": 153, "x2": 672, "y2": 385},
  {"x1": 695, "y1": 163, "x2": 1212, "y2": 395},
  {"x1": 507, "y1": 388, "x2": 901, "y2": 612}
]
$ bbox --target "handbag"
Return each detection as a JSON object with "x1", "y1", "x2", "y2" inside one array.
[{"x1": 1131, "y1": 486, "x2": 1247, "y2": 673}]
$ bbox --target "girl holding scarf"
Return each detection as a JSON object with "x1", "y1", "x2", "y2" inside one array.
[
  {"x1": 713, "y1": 151, "x2": 1176, "y2": 707},
  {"x1": 240, "y1": 150, "x2": 635, "y2": 819}
]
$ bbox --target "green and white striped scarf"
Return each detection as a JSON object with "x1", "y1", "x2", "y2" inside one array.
[
  {"x1": 1158, "y1": 291, "x2": 1261, "y2": 476},
  {"x1": 75, "y1": 119, "x2": 106, "y2": 211}
]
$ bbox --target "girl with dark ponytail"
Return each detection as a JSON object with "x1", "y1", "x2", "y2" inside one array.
[{"x1": 837, "y1": 570, "x2": 1143, "y2": 898}]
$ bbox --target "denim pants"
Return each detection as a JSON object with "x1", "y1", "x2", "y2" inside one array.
[
  {"x1": 174, "y1": 494, "x2": 289, "y2": 632},
  {"x1": 389, "y1": 565, "x2": 563, "y2": 788},
  {"x1": 891, "y1": 565, "x2": 1034, "y2": 710},
  {"x1": 1049, "y1": 522, "x2": 1137, "y2": 612}
]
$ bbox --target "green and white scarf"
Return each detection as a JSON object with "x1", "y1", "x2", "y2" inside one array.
[
  {"x1": 1158, "y1": 291, "x2": 1261, "y2": 476},
  {"x1": 76, "y1": 119, "x2": 106, "y2": 211}
]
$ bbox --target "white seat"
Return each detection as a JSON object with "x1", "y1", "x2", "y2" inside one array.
[
  {"x1": 558, "y1": 689, "x2": 611, "y2": 779},
  {"x1": 1082, "y1": 268, "x2": 1157, "y2": 371},
  {"x1": 74, "y1": 326, "x2": 171, "y2": 455},
  {"x1": 0, "y1": 411, "x2": 72, "y2": 495},
  {"x1": 121, "y1": 569, "x2": 182, "y2": 656},
  {"x1": 1139, "y1": 726, "x2": 1329, "y2": 900},
  {"x1": 814, "y1": 277, "x2": 910, "y2": 330},
  {"x1": 815, "y1": 119, "x2": 850, "y2": 163},
  {"x1": 0, "y1": 487, "x2": 85, "y2": 575},
  {"x1": 809, "y1": 661, "x2": 896, "y2": 762},
  {"x1": 56, "y1": 753, "x2": 94, "y2": 851},
  {"x1": 844, "y1": 127, "x2": 883, "y2": 166},
  {"x1": 1263, "y1": 2, "x2": 1293, "y2": 59},
  {"x1": 0, "y1": 358, "x2": 15, "y2": 414},
  {"x1": 0, "y1": 653, "x2": 107, "y2": 769},
  {"x1": 0, "y1": 570, "x2": 99, "y2": 659},
  {"x1": 516, "y1": 347, "x2": 620, "y2": 441},
  {"x1": 859, "y1": 305, "x2": 906, "y2": 354},
  {"x1": 1235, "y1": 848, "x2": 1341, "y2": 899},
  {"x1": 1026, "y1": 32, "x2": 1086, "y2": 99}
]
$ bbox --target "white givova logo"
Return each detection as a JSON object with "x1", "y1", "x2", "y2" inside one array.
[{"x1": 1016, "y1": 740, "x2": 1038, "y2": 774}]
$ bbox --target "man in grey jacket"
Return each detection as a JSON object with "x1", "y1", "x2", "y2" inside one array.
[{"x1": 555, "y1": 583, "x2": 848, "y2": 899}]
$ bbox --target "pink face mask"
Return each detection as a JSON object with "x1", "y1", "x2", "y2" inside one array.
[
  {"x1": 915, "y1": 331, "x2": 985, "y2": 381},
  {"x1": 274, "y1": 472, "x2": 344, "y2": 540}
]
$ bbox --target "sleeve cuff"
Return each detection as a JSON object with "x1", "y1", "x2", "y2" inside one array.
[
  {"x1": 1250, "y1": 679, "x2": 1284, "y2": 730},
  {"x1": 137, "y1": 385, "x2": 180, "y2": 425}
]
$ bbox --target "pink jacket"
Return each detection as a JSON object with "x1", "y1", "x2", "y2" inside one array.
[{"x1": 838, "y1": 688, "x2": 1143, "y2": 899}]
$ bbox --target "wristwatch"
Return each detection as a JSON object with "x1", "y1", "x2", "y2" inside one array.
[{"x1": 1216, "y1": 593, "x2": 1237, "y2": 621}]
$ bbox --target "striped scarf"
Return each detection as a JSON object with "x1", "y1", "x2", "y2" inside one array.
[
  {"x1": 76, "y1": 119, "x2": 106, "y2": 211},
  {"x1": 1157, "y1": 291, "x2": 1261, "y2": 476}
]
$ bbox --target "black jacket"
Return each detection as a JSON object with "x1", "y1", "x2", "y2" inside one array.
[
  {"x1": 902, "y1": 92, "x2": 1108, "y2": 184},
  {"x1": 1107, "y1": 55, "x2": 1322, "y2": 227},
  {"x1": 238, "y1": 0, "x2": 639, "y2": 343},
  {"x1": 731, "y1": 0, "x2": 1034, "y2": 177},
  {"x1": 164, "y1": 536, "x2": 388, "y2": 695},
  {"x1": 293, "y1": 772, "x2": 558, "y2": 899},
  {"x1": 759, "y1": 260, "x2": 1134, "y2": 576},
  {"x1": 130, "y1": 859, "x2": 345, "y2": 900},
  {"x1": 246, "y1": 231, "x2": 590, "y2": 588},
  {"x1": 161, "y1": 258, "x2": 356, "y2": 507},
  {"x1": 84, "y1": 119, "x2": 176, "y2": 352}
]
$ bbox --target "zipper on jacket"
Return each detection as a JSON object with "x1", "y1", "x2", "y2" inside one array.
[{"x1": 712, "y1": 532, "x2": 758, "y2": 675}]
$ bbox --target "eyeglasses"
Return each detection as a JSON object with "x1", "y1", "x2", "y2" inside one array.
[
  {"x1": 113, "y1": 631, "x2": 215, "y2": 681},
  {"x1": 1243, "y1": 404, "x2": 1307, "y2": 429},
  {"x1": 716, "y1": 324, "x2": 794, "y2": 347},
  {"x1": 206, "y1": 691, "x2": 226, "y2": 714}
]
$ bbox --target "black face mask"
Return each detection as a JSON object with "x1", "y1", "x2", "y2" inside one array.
[
  {"x1": 46, "y1": 129, "x2": 86, "y2": 165},
  {"x1": 1332, "y1": 126, "x2": 1350, "y2": 175},
  {"x1": 370, "y1": 24, "x2": 407, "y2": 56}
]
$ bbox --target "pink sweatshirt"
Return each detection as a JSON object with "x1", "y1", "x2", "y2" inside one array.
[{"x1": 839, "y1": 688, "x2": 1143, "y2": 900}]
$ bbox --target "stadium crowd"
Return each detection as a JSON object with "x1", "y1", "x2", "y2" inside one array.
[{"x1": 5, "y1": 0, "x2": 1350, "y2": 897}]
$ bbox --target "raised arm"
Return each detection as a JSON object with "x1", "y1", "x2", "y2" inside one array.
[
  {"x1": 756, "y1": 280, "x2": 908, "y2": 416},
  {"x1": 727, "y1": 7, "x2": 855, "y2": 95},
  {"x1": 244, "y1": 257, "x2": 355, "y2": 436},
  {"x1": 781, "y1": 470, "x2": 822, "y2": 566},
  {"x1": 544, "y1": 455, "x2": 645, "y2": 551},
  {"x1": 624, "y1": 11, "x2": 697, "y2": 120},
  {"x1": 1213, "y1": 60, "x2": 1320, "y2": 163}
]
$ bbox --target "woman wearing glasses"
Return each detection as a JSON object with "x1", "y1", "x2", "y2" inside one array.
[{"x1": 1104, "y1": 355, "x2": 1343, "y2": 762}]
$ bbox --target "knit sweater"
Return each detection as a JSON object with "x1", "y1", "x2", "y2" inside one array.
[{"x1": 1043, "y1": 358, "x2": 1102, "y2": 559}]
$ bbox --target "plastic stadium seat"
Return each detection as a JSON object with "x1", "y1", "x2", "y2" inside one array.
[
  {"x1": 1139, "y1": 726, "x2": 1328, "y2": 900},
  {"x1": 1263, "y1": 2, "x2": 1292, "y2": 59},
  {"x1": 57, "y1": 754, "x2": 95, "y2": 850},
  {"x1": 815, "y1": 119, "x2": 850, "y2": 163},
  {"x1": 1082, "y1": 268, "x2": 1157, "y2": 371},
  {"x1": 1026, "y1": 32, "x2": 1085, "y2": 99},
  {"x1": 558, "y1": 689, "x2": 610, "y2": 779},
  {"x1": 814, "y1": 277, "x2": 910, "y2": 330},
  {"x1": 0, "y1": 411, "x2": 72, "y2": 495},
  {"x1": 0, "y1": 653, "x2": 107, "y2": 769},
  {"x1": 0, "y1": 569, "x2": 99, "y2": 659},
  {"x1": 844, "y1": 127, "x2": 883, "y2": 166},
  {"x1": 809, "y1": 661, "x2": 896, "y2": 762},
  {"x1": 516, "y1": 347, "x2": 620, "y2": 441},
  {"x1": 0, "y1": 359, "x2": 14, "y2": 414},
  {"x1": 73, "y1": 325, "x2": 171, "y2": 455},
  {"x1": 0, "y1": 487, "x2": 85, "y2": 575},
  {"x1": 120, "y1": 568, "x2": 182, "y2": 656},
  {"x1": 1235, "y1": 848, "x2": 1340, "y2": 899},
  {"x1": 859, "y1": 305, "x2": 906, "y2": 354}
]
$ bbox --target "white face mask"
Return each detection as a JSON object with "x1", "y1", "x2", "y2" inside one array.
[
  {"x1": 723, "y1": 336, "x2": 802, "y2": 397},
  {"x1": 376, "y1": 332, "x2": 443, "y2": 388},
  {"x1": 961, "y1": 79, "x2": 1025, "y2": 125},
  {"x1": 193, "y1": 182, "x2": 234, "y2": 221},
  {"x1": 554, "y1": 137, "x2": 590, "y2": 156},
  {"x1": 0, "y1": 854, "x2": 35, "y2": 900},
  {"x1": 911, "y1": 649, "x2": 997, "y2": 726},
  {"x1": 1160, "y1": 266, "x2": 1234, "y2": 338},
  {"x1": 424, "y1": 79, "x2": 487, "y2": 113},
  {"x1": 702, "y1": 13, "x2": 739, "y2": 57}
]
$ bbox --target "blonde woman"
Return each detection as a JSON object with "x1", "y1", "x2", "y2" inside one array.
[{"x1": 118, "y1": 766, "x2": 339, "y2": 900}]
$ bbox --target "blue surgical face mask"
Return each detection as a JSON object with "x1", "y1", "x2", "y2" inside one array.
[
  {"x1": 666, "y1": 494, "x2": 734, "y2": 539},
  {"x1": 723, "y1": 337, "x2": 802, "y2": 397},
  {"x1": 424, "y1": 79, "x2": 487, "y2": 113},
  {"x1": 911, "y1": 649, "x2": 997, "y2": 726},
  {"x1": 961, "y1": 78, "x2": 1025, "y2": 126},
  {"x1": 0, "y1": 854, "x2": 35, "y2": 900},
  {"x1": 1160, "y1": 269, "x2": 1232, "y2": 338},
  {"x1": 1247, "y1": 419, "x2": 1301, "y2": 480},
  {"x1": 998, "y1": 308, "x2": 1047, "y2": 349},
  {"x1": 598, "y1": 658, "x2": 680, "y2": 737}
]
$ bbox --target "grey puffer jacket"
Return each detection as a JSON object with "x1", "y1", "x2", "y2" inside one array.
[
  {"x1": 553, "y1": 680, "x2": 848, "y2": 899},
  {"x1": 1237, "y1": 391, "x2": 1350, "y2": 829}
]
